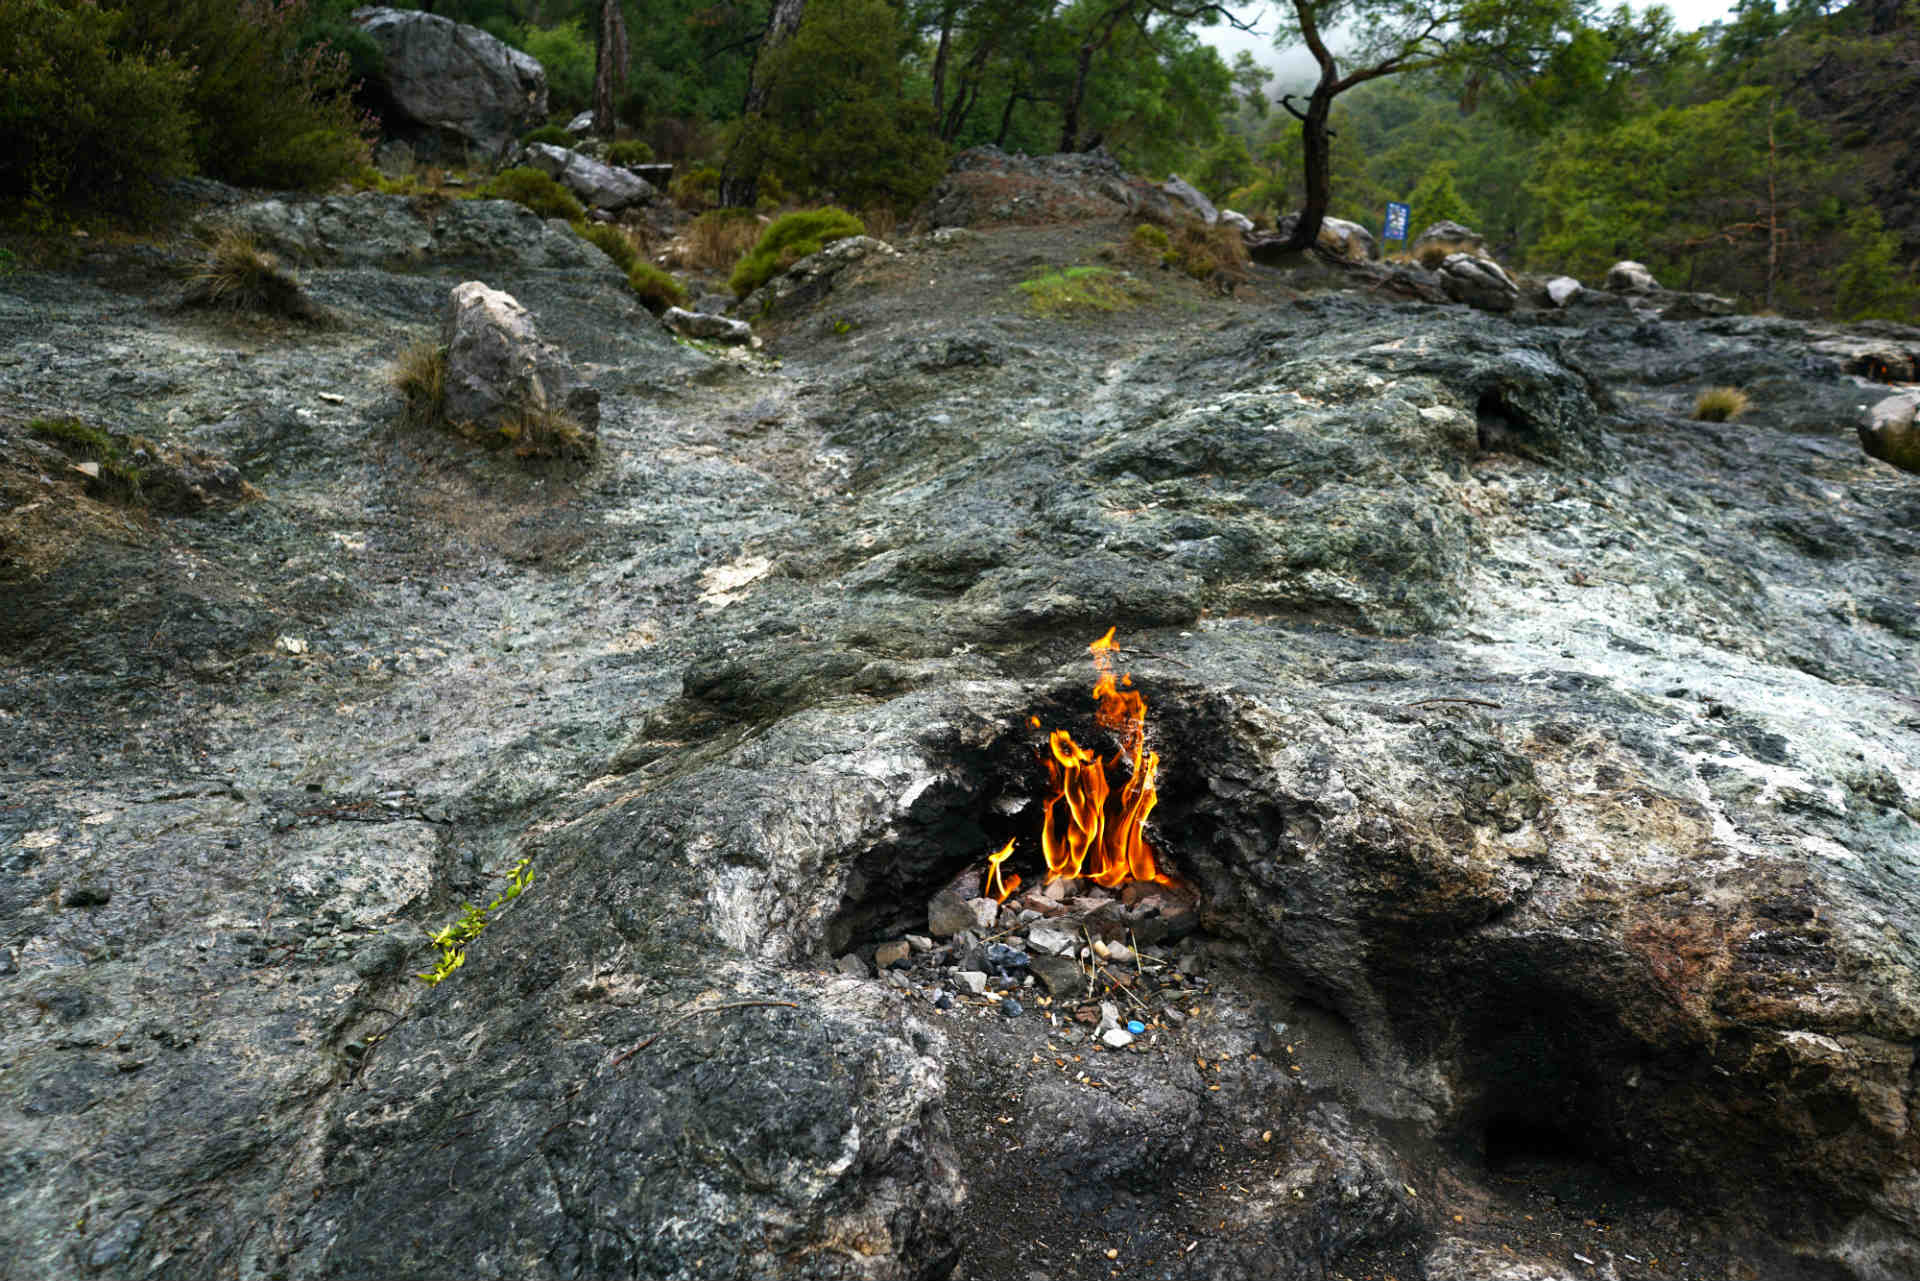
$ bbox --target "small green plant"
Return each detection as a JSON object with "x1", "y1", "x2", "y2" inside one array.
[
  {"x1": 606, "y1": 139, "x2": 654, "y2": 167},
  {"x1": 521, "y1": 124, "x2": 574, "y2": 148},
  {"x1": 27, "y1": 416, "x2": 145, "y2": 503},
  {"x1": 729, "y1": 207, "x2": 864, "y2": 297},
  {"x1": 1693, "y1": 386, "x2": 1751, "y2": 422},
  {"x1": 1131, "y1": 223, "x2": 1172, "y2": 253},
  {"x1": 417, "y1": 857, "x2": 534, "y2": 985},
  {"x1": 479, "y1": 167, "x2": 586, "y2": 223},
  {"x1": 582, "y1": 223, "x2": 640, "y2": 273},
  {"x1": 628, "y1": 260, "x2": 691, "y2": 314},
  {"x1": 0, "y1": 247, "x2": 17, "y2": 277},
  {"x1": 1017, "y1": 266, "x2": 1143, "y2": 317},
  {"x1": 391, "y1": 341, "x2": 447, "y2": 426}
]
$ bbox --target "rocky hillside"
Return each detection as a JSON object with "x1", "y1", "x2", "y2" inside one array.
[{"x1": 3, "y1": 189, "x2": 1920, "y2": 1281}]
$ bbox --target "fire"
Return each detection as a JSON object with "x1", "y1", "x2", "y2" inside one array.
[
  {"x1": 1036, "y1": 628, "x2": 1173, "y2": 890},
  {"x1": 976, "y1": 630, "x2": 1175, "y2": 897},
  {"x1": 984, "y1": 838, "x2": 1020, "y2": 903}
]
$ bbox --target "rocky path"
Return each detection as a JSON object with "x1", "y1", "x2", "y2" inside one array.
[{"x1": 4, "y1": 209, "x2": 1920, "y2": 1280}]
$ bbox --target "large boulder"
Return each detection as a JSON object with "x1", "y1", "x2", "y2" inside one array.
[
  {"x1": 441, "y1": 281, "x2": 600, "y2": 435},
  {"x1": 919, "y1": 145, "x2": 1188, "y2": 228},
  {"x1": 1270, "y1": 212, "x2": 1377, "y2": 261},
  {"x1": 519, "y1": 142, "x2": 656, "y2": 211},
  {"x1": 1409, "y1": 219, "x2": 1488, "y2": 265},
  {"x1": 1436, "y1": 251, "x2": 1519, "y2": 312},
  {"x1": 351, "y1": 7, "x2": 546, "y2": 162},
  {"x1": 1159, "y1": 175, "x2": 1219, "y2": 225},
  {"x1": 198, "y1": 195, "x2": 609, "y2": 273},
  {"x1": 1605, "y1": 259, "x2": 1661, "y2": 293},
  {"x1": 1860, "y1": 391, "x2": 1920, "y2": 473}
]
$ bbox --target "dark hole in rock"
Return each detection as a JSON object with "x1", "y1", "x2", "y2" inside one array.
[
  {"x1": 1476, "y1": 385, "x2": 1533, "y2": 452},
  {"x1": 822, "y1": 687, "x2": 1219, "y2": 958},
  {"x1": 1484, "y1": 1111, "x2": 1586, "y2": 1168}
]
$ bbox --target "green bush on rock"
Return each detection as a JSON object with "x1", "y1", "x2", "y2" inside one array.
[
  {"x1": 728, "y1": 207, "x2": 864, "y2": 298},
  {"x1": 479, "y1": 167, "x2": 587, "y2": 223},
  {"x1": 607, "y1": 140, "x2": 654, "y2": 167},
  {"x1": 629, "y1": 261, "x2": 691, "y2": 314}
]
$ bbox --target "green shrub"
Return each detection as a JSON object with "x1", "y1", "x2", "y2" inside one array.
[
  {"x1": 728, "y1": 207, "x2": 864, "y2": 297},
  {"x1": 1835, "y1": 205, "x2": 1920, "y2": 323},
  {"x1": 607, "y1": 140, "x2": 654, "y2": 167},
  {"x1": 628, "y1": 261, "x2": 690, "y2": 314},
  {"x1": 670, "y1": 165, "x2": 721, "y2": 210},
  {"x1": 515, "y1": 20, "x2": 592, "y2": 113},
  {"x1": 0, "y1": 0, "x2": 195, "y2": 219},
  {"x1": 111, "y1": 0, "x2": 373, "y2": 190},
  {"x1": 582, "y1": 223, "x2": 640, "y2": 273},
  {"x1": 1692, "y1": 386, "x2": 1750, "y2": 422},
  {"x1": 479, "y1": 167, "x2": 586, "y2": 222},
  {"x1": 521, "y1": 124, "x2": 574, "y2": 148},
  {"x1": 1130, "y1": 224, "x2": 1172, "y2": 253}
]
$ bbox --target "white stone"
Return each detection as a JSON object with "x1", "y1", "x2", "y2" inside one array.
[
  {"x1": 1101, "y1": 1027, "x2": 1135, "y2": 1049},
  {"x1": 1546, "y1": 276, "x2": 1583, "y2": 307},
  {"x1": 965, "y1": 897, "x2": 998, "y2": 931},
  {"x1": 957, "y1": 971, "x2": 988, "y2": 995},
  {"x1": 1026, "y1": 923, "x2": 1076, "y2": 956},
  {"x1": 1605, "y1": 259, "x2": 1660, "y2": 293}
]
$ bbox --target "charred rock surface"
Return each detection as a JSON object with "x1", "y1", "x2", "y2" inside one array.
[{"x1": 2, "y1": 212, "x2": 1918, "y2": 1280}]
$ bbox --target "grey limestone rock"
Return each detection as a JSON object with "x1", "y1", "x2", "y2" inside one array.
[
  {"x1": 739, "y1": 235, "x2": 898, "y2": 320},
  {"x1": 1605, "y1": 258, "x2": 1661, "y2": 292},
  {"x1": 1437, "y1": 251, "x2": 1519, "y2": 312},
  {"x1": 441, "y1": 280, "x2": 600, "y2": 433},
  {"x1": 1159, "y1": 174, "x2": 1219, "y2": 224},
  {"x1": 662, "y1": 305, "x2": 753, "y2": 344},
  {"x1": 1409, "y1": 218, "x2": 1488, "y2": 259},
  {"x1": 200, "y1": 195, "x2": 610, "y2": 273},
  {"x1": 351, "y1": 7, "x2": 546, "y2": 161},
  {"x1": 519, "y1": 141, "x2": 656, "y2": 211},
  {"x1": 1861, "y1": 391, "x2": 1920, "y2": 473}
]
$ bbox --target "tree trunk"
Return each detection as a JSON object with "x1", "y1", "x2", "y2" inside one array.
[
  {"x1": 1060, "y1": 40, "x2": 1097, "y2": 151},
  {"x1": 719, "y1": 0, "x2": 807, "y2": 209},
  {"x1": 1765, "y1": 92, "x2": 1780, "y2": 312},
  {"x1": 930, "y1": 0, "x2": 959, "y2": 126},
  {"x1": 1284, "y1": 79, "x2": 1336, "y2": 253},
  {"x1": 592, "y1": 0, "x2": 630, "y2": 137}
]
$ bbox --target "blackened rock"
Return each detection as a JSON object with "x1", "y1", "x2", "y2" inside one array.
[
  {"x1": 985, "y1": 943, "x2": 1029, "y2": 971},
  {"x1": 1000, "y1": 998, "x2": 1023, "y2": 1018},
  {"x1": 1029, "y1": 953, "x2": 1084, "y2": 997}
]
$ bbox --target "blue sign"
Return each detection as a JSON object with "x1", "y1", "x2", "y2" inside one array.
[{"x1": 1383, "y1": 201, "x2": 1410, "y2": 243}]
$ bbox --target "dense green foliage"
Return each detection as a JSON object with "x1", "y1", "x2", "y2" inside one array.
[
  {"x1": 628, "y1": 260, "x2": 692, "y2": 312},
  {"x1": 582, "y1": 223, "x2": 641, "y2": 272},
  {"x1": 0, "y1": 0, "x2": 194, "y2": 218},
  {"x1": 606, "y1": 139, "x2": 655, "y2": 166},
  {"x1": 521, "y1": 124, "x2": 576, "y2": 147},
  {"x1": 730, "y1": 207, "x2": 865, "y2": 296},
  {"x1": 479, "y1": 167, "x2": 588, "y2": 222}
]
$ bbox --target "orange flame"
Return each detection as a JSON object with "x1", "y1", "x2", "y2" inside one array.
[
  {"x1": 984, "y1": 838, "x2": 1020, "y2": 903},
  {"x1": 1036, "y1": 628, "x2": 1173, "y2": 890}
]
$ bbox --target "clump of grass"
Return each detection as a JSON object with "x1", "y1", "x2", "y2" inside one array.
[
  {"x1": 486, "y1": 406, "x2": 593, "y2": 459},
  {"x1": 628, "y1": 261, "x2": 691, "y2": 314},
  {"x1": 582, "y1": 223, "x2": 640, "y2": 274},
  {"x1": 478, "y1": 167, "x2": 586, "y2": 222},
  {"x1": 1414, "y1": 237, "x2": 1480, "y2": 270},
  {"x1": 679, "y1": 209, "x2": 762, "y2": 271},
  {"x1": 669, "y1": 165, "x2": 721, "y2": 210},
  {"x1": 27, "y1": 416, "x2": 145, "y2": 503},
  {"x1": 1693, "y1": 386, "x2": 1751, "y2": 422},
  {"x1": 391, "y1": 341, "x2": 447, "y2": 426},
  {"x1": 1017, "y1": 266, "x2": 1143, "y2": 317},
  {"x1": 1130, "y1": 223, "x2": 1172, "y2": 253},
  {"x1": 520, "y1": 124, "x2": 575, "y2": 148},
  {"x1": 185, "y1": 228, "x2": 324, "y2": 320},
  {"x1": 1166, "y1": 222, "x2": 1249, "y2": 289},
  {"x1": 729, "y1": 207, "x2": 865, "y2": 297},
  {"x1": 606, "y1": 139, "x2": 654, "y2": 166}
]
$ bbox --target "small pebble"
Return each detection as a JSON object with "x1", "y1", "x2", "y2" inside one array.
[
  {"x1": 985, "y1": 942, "x2": 1030, "y2": 971},
  {"x1": 1101, "y1": 1027, "x2": 1134, "y2": 1049},
  {"x1": 933, "y1": 991, "x2": 953, "y2": 1010},
  {"x1": 1000, "y1": 998, "x2": 1023, "y2": 1018}
]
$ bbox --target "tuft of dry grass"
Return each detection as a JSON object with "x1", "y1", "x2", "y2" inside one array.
[
  {"x1": 1413, "y1": 237, "x2": 1479, "y2": 270},
  {"x1": 390, "y1": 341, "x2": 447, "y2": 426},
  {"x1": 858, "y1": 204, "x2": 899, "y2": 243},
  {"x1": 1169, "y1": 221, "x2": 1249, "y2": 290},
  {"x1": 186, "y1": 228, "x2": 326, "y2": 321},
  {"x1": 492, "y1": 407, "x2": 594, "y2": 460},
  {"x1": 674, "y1": 210, "x2": 762, "y2": 272},
  {"x1": 1692, "y1": 386, "x2": 1751, "y2": 422}
]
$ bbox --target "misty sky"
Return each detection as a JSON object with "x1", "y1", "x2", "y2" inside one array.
[{"x1": 1209, "y1": 1, "x2": 1739, "y2": 89}]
